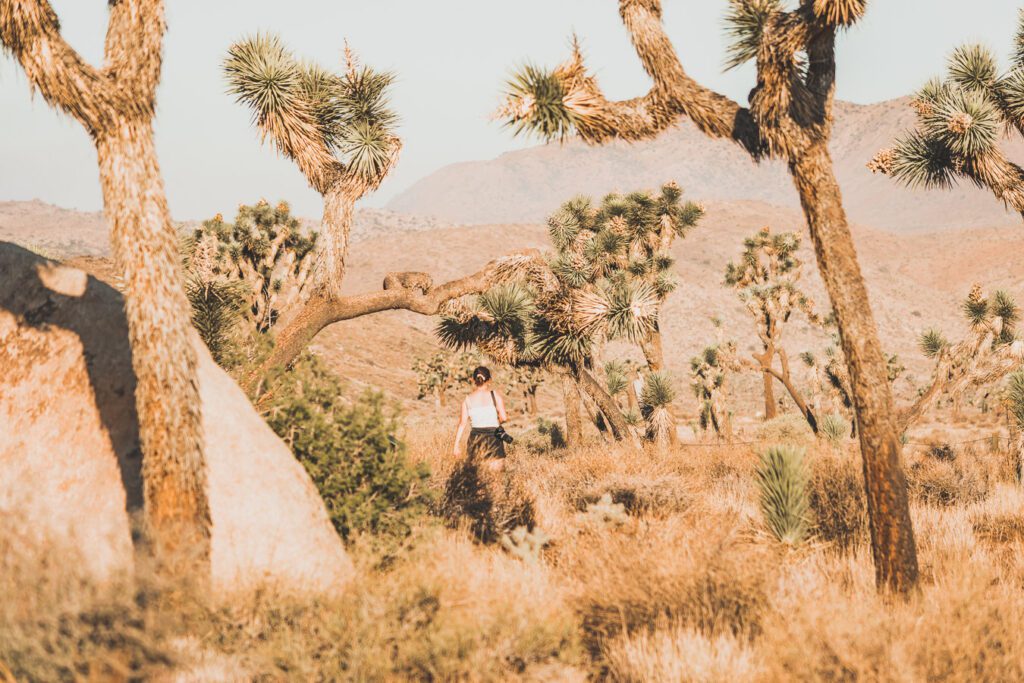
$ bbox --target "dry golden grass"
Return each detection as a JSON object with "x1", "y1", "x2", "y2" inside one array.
[{"x1": 5, "y1": 427, "x2": 1024, "y2": 680}]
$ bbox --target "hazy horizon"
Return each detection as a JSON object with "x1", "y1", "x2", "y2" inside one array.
[{"x1": 2, "y1": 0, "x2": 1020, "y2": 220}]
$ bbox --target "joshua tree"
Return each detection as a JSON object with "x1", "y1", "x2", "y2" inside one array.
[
  {"x1": 226, "y1": 37, "x2": 540, "y2": 395},
  {"x1": 497, "y1": 0, "x2": 919, "y2": 591},
  {"x1": 870, "y1": 11, "x2": 1024, "y2": 217},
  {"x1": 1007, "y1": 370, "x2": 1024, "y2": 481},
  {"x1": 412, "y1": 348, "x2": 478, "y2": 408},
  {"x1": 437, "y1": 257, "x2": 657, "y2": 442},
  {"x1": 900, "y1": 286, "x2": 1024, "y2": 431},
  {"x1": 639, "y1": 372, "x2": 677, "y2": 446},
  {"x1": 725, "y1": 227, "x2": 822, "y2": 431},
  {"x1": 690, "y1": 342, "x2": 739, "y2": 441},
  {"x1": 185, "y1": 200, "x2": 317, "y2": 334},
  {"x1": 1, "y1": 1, "x2": 210, "y2": 570},
  {"x1": 546, "y1": 182, "x2": 704, "y2": 371}
]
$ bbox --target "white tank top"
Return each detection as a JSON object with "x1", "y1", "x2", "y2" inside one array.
[{"x1": 466, "y1": 393, "x2": 500, "y2": 428}]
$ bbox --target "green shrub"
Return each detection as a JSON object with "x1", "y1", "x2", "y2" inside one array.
[
  {"x1": 263, "y1": 352, "x2": 432, "y2": 543},
  {"x1": 756, "y1": 445, "x2": 810, "y2": 545},
  {"x1": 819, "y1": 412, "x2": 849, "y2": 446}
]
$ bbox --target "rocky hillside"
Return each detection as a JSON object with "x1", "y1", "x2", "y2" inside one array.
[{"x1": 388, "y1": 98, "x2": 1024, "y2": 232}]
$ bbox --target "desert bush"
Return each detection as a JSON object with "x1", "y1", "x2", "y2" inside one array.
[
  {"x1": 577, "y1": 474, "x2": 690, "y2": 518},
  {"x1": 0, "y1": 525, "x2": 178, "y2": 681},
  {"x1": 756, "y1": 413, "x2": 815, "y2": 445},
  {"x1": 263, "y1": 351, "x2": 432, "y2": 544},
  {"x1": 972, "y1": 512, "x2": 1024, "y2": 547},
  {"x1": 907, "y1": 448, "x2": 992, "y2": 507},
  {"x1": 756, "y1": 445, "x2": 811, "y2": 544},
  {"x1": 197, "y1": 529, "x2": 583, "y2": 680},
  {"x1": 809, "y1": 452, "x2": 867, "y2": 552},
  {"x1": 819, "y1": 412, "x2": 849, "y2": 445},
  {"x1": 571, "y1": 519, "x2": 770, "y2": 658}
]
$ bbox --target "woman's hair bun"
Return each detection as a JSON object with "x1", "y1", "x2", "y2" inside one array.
[{"x1": 472, "y1": 366, "x2": 491, "y2": 385}]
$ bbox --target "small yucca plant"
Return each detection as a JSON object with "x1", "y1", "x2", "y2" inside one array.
[
  {"x1": 640, "y1": 372, "x2": 677, "y2": 444},
  {"x1": 819, "y1": 412, "x2": 849, "y2": 446},
  {"x1": 756, "y1": 444, "x2": 811, "y2": 544}
]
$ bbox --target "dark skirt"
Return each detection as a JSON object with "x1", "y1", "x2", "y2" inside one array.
[{"x1": 467, "y1": 427, "x2": 506, "y2": 460}]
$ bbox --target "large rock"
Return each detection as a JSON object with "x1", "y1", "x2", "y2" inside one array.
[{"x1": 0, "y1": 243, "x2": 352, "y2": 593}]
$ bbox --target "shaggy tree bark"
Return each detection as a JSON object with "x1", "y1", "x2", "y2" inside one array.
[
  {"x1": 501, "y1": 0, "x2": 918, "y2": 591},
  {"x1": 1, "y1": 0, "x2": 211, "y2": 572},
  {"x1": 561, "y1": 375, "x2": 585, "y2": 446},
  {"x1": 754, "y1": 347, "x2": 779, "y2": 420},
  {"x1": 639, "y1": 326, "x2": 665, "y2": 372}
]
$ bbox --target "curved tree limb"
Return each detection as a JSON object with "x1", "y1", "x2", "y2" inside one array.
[{"x1": 246, "y1": 250, "x2": 543, "y2": 396}]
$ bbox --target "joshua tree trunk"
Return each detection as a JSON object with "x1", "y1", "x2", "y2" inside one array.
[
  {"x1": 308, "y1": 182, "x2": 356, "y2": 302},
  {"x1": 495, "y1": 0, "x2": 917, "y2": 591},
  {"x1": 755, "y1": 347, "x2": 778, "y2": 420},
  {"x1": 639, "y1": 326, "x2": 664, "y2": 372},
  {"x1": 1, "y1": 0, "x2": 211, "y2": 575},
  {"x1": 97, "y1": 120, "x2": 211, "y2": 567},
  {"x1": 790, "y1": 139, "x2": 918, "y2": 593},
  {"x1": 562, "y1": 375, "x2": 584, "y2": 446},
  {"x1": 572, "y1": 365, "x2": 637, "y2": 444}
]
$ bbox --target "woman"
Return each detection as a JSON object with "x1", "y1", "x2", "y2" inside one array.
[{"x1": 453, "y1": 366, "x2": 509, "y2": 465}]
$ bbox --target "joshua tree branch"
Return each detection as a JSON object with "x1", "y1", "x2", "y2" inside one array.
[
  {"x1": 614, "y1": 0, "x2": 762, "y2": 154},
  {"x1": 0, "y1": 0, "x2": 124, "y2": 134},
  {"x1": 103, "y1": 0, "x2": 164, "y2": 104},
  {"x1": 765, "y1": 348, "x2": 819, "y2": 433},
  {"x1": 247, "y1": 250, "x2": 543, "y2": 395}
]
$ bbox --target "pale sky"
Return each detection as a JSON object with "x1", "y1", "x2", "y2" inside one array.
[{"x1": 1, "y1": 1, "x2": 1019, "y2": 220}]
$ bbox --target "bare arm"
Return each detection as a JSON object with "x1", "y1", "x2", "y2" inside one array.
[
  {"x1": 453, "y1": 399, "x2": 469, "y2": 456},
  {"x1": 494, "y1": 392, "x2": 508, "y2": 424}
]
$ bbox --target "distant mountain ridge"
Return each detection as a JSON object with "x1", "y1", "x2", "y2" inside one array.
[
  {"x1": 387, "y1": 98, "x2": 1024, "y2": 232},
  {"x1": 0, "y1": 199, "x2": 456, "y2": 258}
]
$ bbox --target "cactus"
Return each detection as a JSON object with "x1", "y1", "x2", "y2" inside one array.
[{"x1": 756, "y1": 445, "x2": 811, "y2": 545}]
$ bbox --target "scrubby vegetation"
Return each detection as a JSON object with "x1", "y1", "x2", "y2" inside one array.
[{"x1": 8, "y1": 434, "x2": 1024, "y2": 680}]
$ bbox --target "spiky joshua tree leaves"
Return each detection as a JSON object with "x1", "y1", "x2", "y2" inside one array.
[
  {"x1": 900, "y1": 285, "x2": 1024, "y2": 430},
  {"x1": 546, "y1": 182, "x2": 704, "y2": 371},
  {"x1": 497, "y1": 0, "x2": 918, "y2": 592},
  {"x1": 0, "y1": 0, "x2": 211, "y2": 577},
  {"x1": 871, "y1": 11, "x2": 1024, "y2": 218},
  {"x1": 640, "y1": 371, "x2": 677, "y2": 446},
  {"x1": 725, "y1": 227, "x2": 822, "y2": 430}
]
